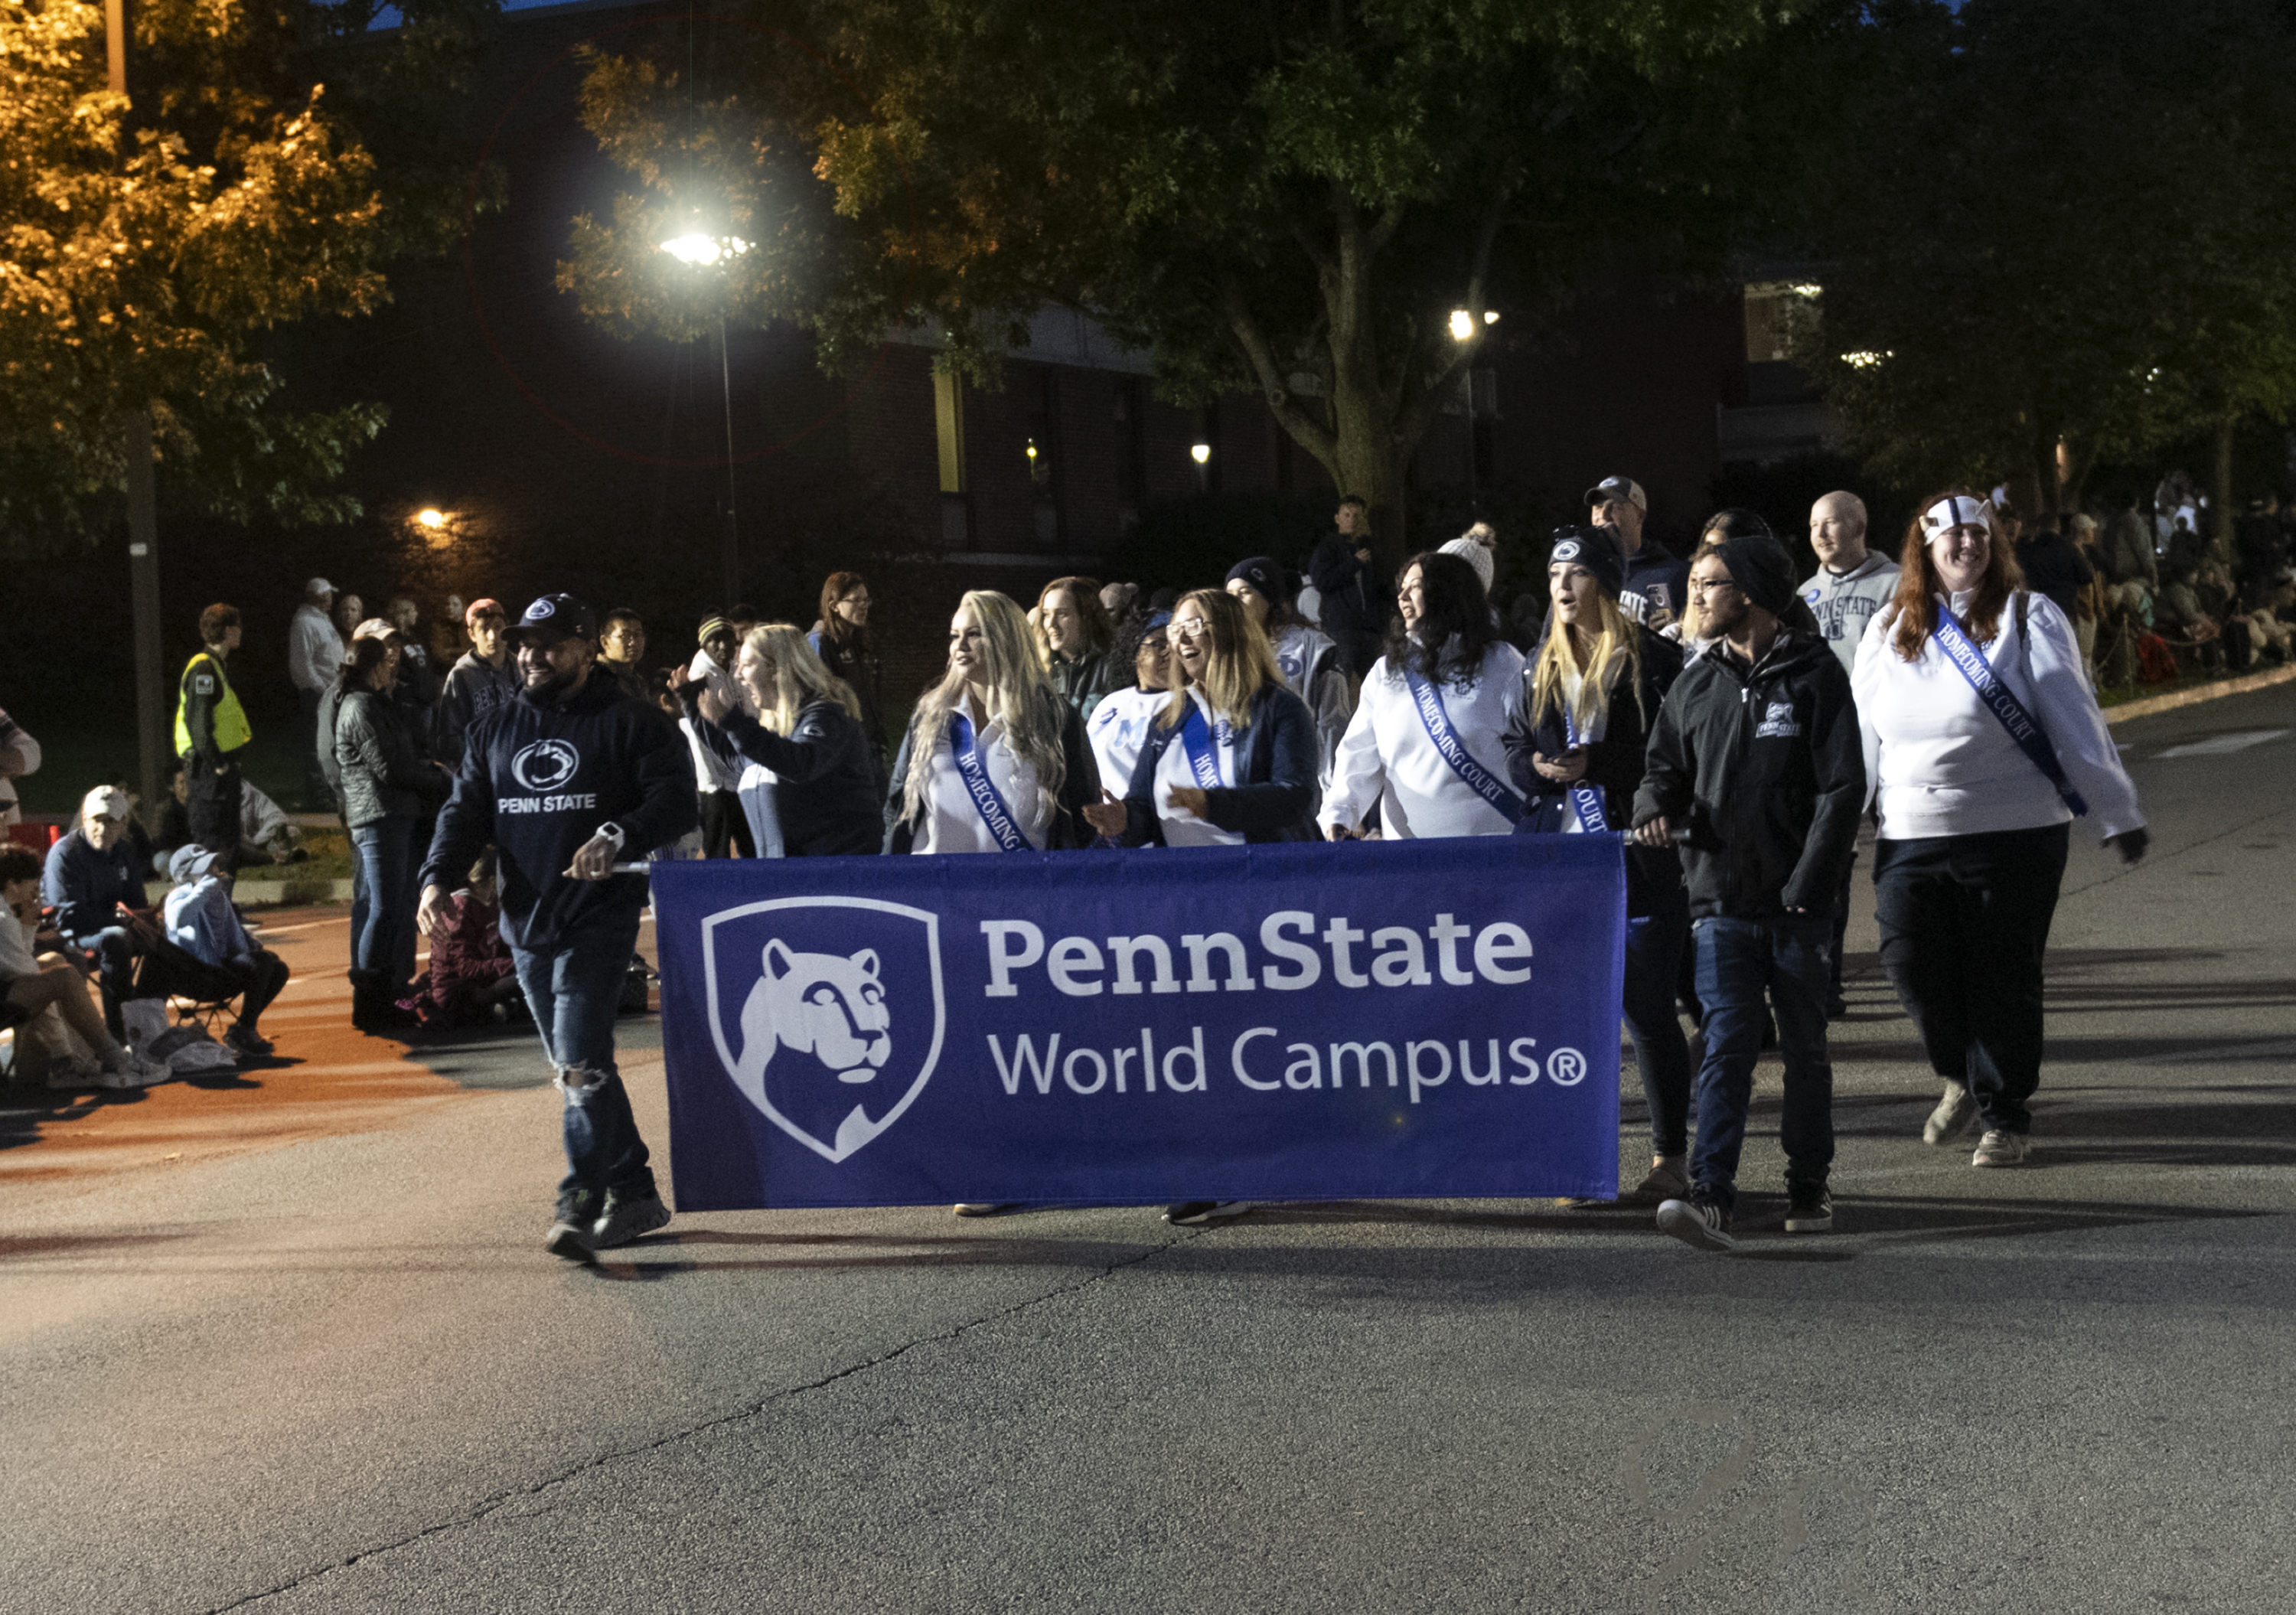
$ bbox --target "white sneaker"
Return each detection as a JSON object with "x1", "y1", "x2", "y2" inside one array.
[
  {"x1": 1923, "y1": 1081, "x2": 1978, "y2": 1144},
  {"x1": 1971, "y1": 1129, "x2": 2031, "y2": 1167}
]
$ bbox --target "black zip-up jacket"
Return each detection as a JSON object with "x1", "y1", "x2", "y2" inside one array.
[
  {"x1": 334, "y1": 687, "x2": 450, "y2": 828},
  {"x1": 1117, "y1": 682, "x2": 1321, "y2": 845},
  {"x1": 1631, "y1": 630, "x2": 1864, "y2": 920},
  {"x1": 883, "y1": 701, "x2": 1098, "y2": 853},
  {"x1": 1309, "y1": 532, "x2": 1385, "y2": 638},
  {"x1": 1505, "y1": 627, "x2": 1684, "y2": 916},
  {"x1": 692, "y1": 698, "x2": 882, "y2": 856},
  {"x1": 421, "y1": 670, "x2": 699, "y2": 950}
]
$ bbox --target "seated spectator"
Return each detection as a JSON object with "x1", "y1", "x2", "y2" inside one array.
[
  {"x1": 152, "y1": 762, "x2": 306, "y2": 873},
  {"x1": 0, "y1": 702, "x2": 38, "y2": 830},
  {"x1": 160, "y1": 844, "x2": 290, "y2": 1059},
  {"x1": 404, "y1": 854, "x2": 524, "y2": 1031},
  {"x1": 2, "y1": 844, "x2": 168, "y2": 1088},
  {"x1": 41, "y1": 785, "x2": 156, "y2": 1039}
]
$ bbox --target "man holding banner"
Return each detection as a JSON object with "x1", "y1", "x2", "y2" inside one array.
[
  {"x1": 1632, "y1": 530, "x2": 1864, "y2": 1252},
  {"x1": 419, "y1": 593, "x2": 699, "y2": 1261}
]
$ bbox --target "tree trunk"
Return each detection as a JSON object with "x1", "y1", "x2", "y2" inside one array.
[{"x1": 2213, "y1": 413, "x2": 2236, "y2": 566}]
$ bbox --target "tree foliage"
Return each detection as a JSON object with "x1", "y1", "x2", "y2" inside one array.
[
  {"x1": 0, "y1": 0, "x2": 502, "y2": 548},
  {"x1": 558, "y1": 0, "x2": 1795, "y2": 556},
  {"x1": 1769, "y1": 0, "x2": 2296, "y2": 507}
]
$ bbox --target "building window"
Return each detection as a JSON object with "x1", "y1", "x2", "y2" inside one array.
[
  {"x1": 1025, "y1": 368, "x2": 1062, "y2": 547},
  {"x1": 934, "y1": 368, "x2": 971, "y2": 548},
  {"x1": 1743, "y1": 281, "x2": 1821, "y2": 365}
]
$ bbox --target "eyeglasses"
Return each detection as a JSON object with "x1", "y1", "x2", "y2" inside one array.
[
  {"x1": 1688, "y1": 577, "x2": 1740, "y2": 597},
  {"x1": 1169, "y1": 618, "x2": 1211, "y2": 640}
]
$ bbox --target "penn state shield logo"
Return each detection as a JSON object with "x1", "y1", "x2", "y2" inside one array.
[
  {"x1": 512, "y1": 738, "x2": 580, "y2": 791},
  {"x1": 701, "y1": 897, "x2": 945, "y2": 1163}
]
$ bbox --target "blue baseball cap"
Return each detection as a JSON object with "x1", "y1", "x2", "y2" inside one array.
[{"x1": 509, "y1": 594, "x2": 596, "y2": 644}]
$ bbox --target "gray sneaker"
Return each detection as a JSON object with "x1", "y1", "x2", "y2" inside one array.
[
  {"x1": 1971, "y1": 1129, "x2": 2031, "y2": 1168},
  {"x1": 544, "y1": 1215, "x2": 596, "y2": 1262},
  {"x1": 592, "y1": 1191, "x2": 672, "y2": 1249},
  {"x1": 1923, "y1": 1081, "x2": 1978, "y2": 1144},
  {"x1": 1655, "y1": 1196, "x2": 1736, "y2": 1252}
]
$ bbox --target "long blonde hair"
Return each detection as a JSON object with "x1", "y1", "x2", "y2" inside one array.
[
  {"x1": 904, "y1": 590, "x2": 1070, "y2": 824},
  {"x1": 1530, "y1": 586, "x2": 1648, "y2": 737},
  {"x1": 740, "y1": 624, "x2": 863, "y2": 736},
  {"x1": 1159, "y1": 588, "x2": 1283, "y2": 732}
]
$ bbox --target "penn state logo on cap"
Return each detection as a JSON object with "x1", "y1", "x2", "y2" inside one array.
[
  {"x1": 510, "y1": 593, "x2": 597, "y2": 641},
  {"x1": 703, "y1": 897, "x2": 946, "y2": 1163},
  {"x1": 1552, "y1": 537, "x2": 1586, "y2": 564}
]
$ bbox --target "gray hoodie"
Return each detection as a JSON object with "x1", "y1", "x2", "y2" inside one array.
[{"x1": 1799, "y1": 550, "x2": 1902, "y2": 677}]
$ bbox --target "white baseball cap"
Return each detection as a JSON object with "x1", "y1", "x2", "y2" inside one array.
[{"x1": 82, "y1": 785, "x2": 132, "y2": 822}]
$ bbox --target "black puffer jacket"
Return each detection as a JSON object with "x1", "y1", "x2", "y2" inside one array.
[
  {"x1": 1505, "y1": 626, "x2": 1684, "y2": 917},
  {"x1": 694, "y1": 698, "x2": 882, "y2": 856},
  {"x1": 334, "y1": 687, "x2": 449, "y2": 829},
  {"x1": 1631, "y1": 631, "x2": 1864, "y2": 920}
]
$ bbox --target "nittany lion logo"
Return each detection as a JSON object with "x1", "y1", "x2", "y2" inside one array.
[
  {"x1": 511, "y1": 738, "x2": 580, "y2": 792},
  {"x1": 703, "y1": 898, "x2": 944, "y2": 1162}
]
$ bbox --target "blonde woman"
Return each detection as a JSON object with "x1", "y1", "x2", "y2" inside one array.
[
  {"x1": 1504, "y1": 527, "x2": 1692, "y2": 1205},
  {"x1": 691, "y1": 625, "x2": 881, "y2": 856},
  {"x1": 886, "y1": 590, "x2": 1098, "y2": 854},
  {"x1": 1081, "y1": 589, "x2": 1319, "y2": 850}
]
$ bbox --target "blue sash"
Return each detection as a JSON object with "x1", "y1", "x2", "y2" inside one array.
[
  {"x1": 1176, "y1": 701, "x2": 1230, "y2": 791},
  {"x1": 1931, "y1": 608, "x2": 2089, "y2": 817},
  {"x1": 1560, "y1": 707, "x2": 1609, "y2": 833},
  {"x1": 947, "y1": 712, "x2": 1034, "y2": 851},
  {"x1": 1403, "y1": 669, "x2": 1525, "y2": 825}
]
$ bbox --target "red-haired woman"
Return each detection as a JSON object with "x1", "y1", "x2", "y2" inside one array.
[{"x1": 1852, "y1": 491, "x2": 2147, "y2": 1168}]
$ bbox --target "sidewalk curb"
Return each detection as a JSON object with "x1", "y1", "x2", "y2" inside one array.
[{"x1": 2105, "y1": 664, "x2": 2296, "y2": 725}]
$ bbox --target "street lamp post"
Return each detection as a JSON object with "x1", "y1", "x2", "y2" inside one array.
[
  {"x1": 108, "y1": 0, "x2": 165, "y2": 821},
  {"x1": 1450, "y1": 308, "x2": 1499, "y2": 511},
  {"x1": 661, "y1": 232, "x2": 750, "y2": 605}
]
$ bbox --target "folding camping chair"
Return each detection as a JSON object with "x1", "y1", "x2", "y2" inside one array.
[{"x1": 132, "y1": 940, "x2": 246, "y2": 1040}]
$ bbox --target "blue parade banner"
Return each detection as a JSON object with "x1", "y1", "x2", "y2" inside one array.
[{"x1": 651, "y1": 834, "x2": 1626, "y2": 1210}]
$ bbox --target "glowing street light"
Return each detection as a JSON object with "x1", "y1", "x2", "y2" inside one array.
[
  {"x1": 415, "y1": 507, "x2": 447, "y2": 530},
  {"x1": 1450, "y1": 308, "x2": 1500, "y2": 341},
  {"x1": 1189, "y1": 442, "x2": 1212, "y2": 465},
  {"x1": 660, "y1": 233, "x2": 751, "y2": 266}
]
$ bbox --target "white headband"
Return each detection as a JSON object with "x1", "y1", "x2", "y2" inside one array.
[{"x1": 1921, "y1": 495, "x2": 1994, "y2": 538}]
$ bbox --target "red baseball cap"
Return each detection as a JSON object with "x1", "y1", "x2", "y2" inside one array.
[{"x1": 465, "y1": 598, "x2": 507, "y2": 625}]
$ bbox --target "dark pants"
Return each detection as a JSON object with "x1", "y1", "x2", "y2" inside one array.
[
  {"x1": 1622, "y1": 883, "x2": 1693, "y2": 1157},
  {"x1": 1828, "y1": 852, "x2": 1857, "y2": 1006},
  {"x1": 71, "y1": 924, "x2": 139, "y2": 1040},
  {"x1": 351, "y1": 816, "x2": 424, "y2": 993},
  {"x1": 699, "y1": 790, "x2": 755, "y2": 860},
  {"x1": 299, "y1": 687, "x2": 330, "y2": 801},
  {"x1": 224, "y1": 948, "x2": 292, "y2": 1033},
  {"x1": 1688, "y1": 914, "x2": 1836, "y2": 1213},
  {"x1": 186, "y1": 756, "x2": 244, "y2": 871},
  {"x1": 510, "y1": 912, "x2": 654, "y2": 1216},
  {"x1": 1874, "y1": 823, "x2": 2069, "y2": 1136}
]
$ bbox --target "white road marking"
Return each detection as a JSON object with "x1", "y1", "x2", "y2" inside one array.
[{"x1": 2154, "y1": 727, "x2": 2289, "y2": 759}]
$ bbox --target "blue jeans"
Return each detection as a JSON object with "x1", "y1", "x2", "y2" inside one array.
[
  {"x1": 1688, "y1": 914, "x2": 1836, "y2": 1212},
  {"x1": 510, "y1": 912, "x2": 654, "y2": 1213},
  {"x1": 350, "y1": 817, "x2": 422, "y2": 993},
  {"x1": 70, "y1": 925, "x2": 138, "y2": 1039},
  {"x1": 1622, "y1": 884, "x2": 1693, "y2": 1157}
]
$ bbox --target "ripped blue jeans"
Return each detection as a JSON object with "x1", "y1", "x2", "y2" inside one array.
[{"x1": 508, "y1": 912, "x2": 654, "y2": 1215}]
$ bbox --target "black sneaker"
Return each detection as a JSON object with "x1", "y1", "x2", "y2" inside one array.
[
  {"x1": 1655, "y1": 1195, "x2": 1736, "y2": 1252},
  {"x1": 592, "y1": 1190, "x2": 671, "y2": 1249},
  {"x1": 1783, "y1": 1186, "x2": 1834, "y2": 1233},
  {"x1": 1163, "y1": 1200, "x2": 1253, "y2": 1225},
  {"x1": 546, "y1": 1193, "x2": 601, "y2": 1262}
]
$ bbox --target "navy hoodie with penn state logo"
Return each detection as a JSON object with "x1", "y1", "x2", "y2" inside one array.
[{"x1": 421, "y1": 669, "x2": 698, "y2": 950}]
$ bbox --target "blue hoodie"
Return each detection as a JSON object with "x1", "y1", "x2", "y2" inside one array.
[{"x1": 421, "y1": 670, "x2": 698, "y2": 951}]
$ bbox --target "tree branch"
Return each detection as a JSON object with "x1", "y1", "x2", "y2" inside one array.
[
  {"x1": 1391, "y1": 181, "x2": 1513, "y2": 452},
  {"x1": 1224, "y1": 272, "x2": 1339, "y2": 468}
]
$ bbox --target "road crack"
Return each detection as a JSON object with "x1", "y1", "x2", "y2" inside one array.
[{"x1": 201, "y1": 1226, "x2": 1207, "y2": 1613}]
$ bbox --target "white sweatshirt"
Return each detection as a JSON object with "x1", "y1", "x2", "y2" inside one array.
[
  {"x1": 1852, "y1": 590, "x2": 2143, "y2": 843},
  {"x1": 913, "y1": 696, "x2": 1052, "y2": 853},
  {"x1": 1086, "y1": 686, "x2": 1167, "y2": 798},
  {"x1": 1150, "y1": 688, "x2": 1246, "y2": 848},
  {"x1": 1322, "y1": 641, "x2": 1527, "y2": 839}
]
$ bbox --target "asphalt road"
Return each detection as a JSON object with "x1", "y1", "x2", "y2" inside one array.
[{"x1": 6, "y1": 682, "x2": 2293, "y2": 1615}]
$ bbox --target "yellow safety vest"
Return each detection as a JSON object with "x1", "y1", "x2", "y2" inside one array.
[{"x1": 174, "y1": 651, "x2": 253, "y2": 757}]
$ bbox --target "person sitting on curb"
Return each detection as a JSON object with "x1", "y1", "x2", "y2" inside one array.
[{"x1": 2, "y1": 843, "x2": 170, "y2": 1090}]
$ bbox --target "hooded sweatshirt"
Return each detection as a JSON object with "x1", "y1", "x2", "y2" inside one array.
[{"x1": 1799, "y1": 551, "x2": 1903, "y2": 677}]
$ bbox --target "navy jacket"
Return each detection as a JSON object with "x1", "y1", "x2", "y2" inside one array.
[
  {"x1": 43, "y1": 830, "x2": 143, "y2": 941},
  {"x1": 421, "y1": 670, "x2": 698, "y2": 950},
  {"x1": 695, "y1": 699, "x2": 882, "y2": 857},
  {"x1": 1117, "y1": 683, "x2": 1321, "y2": 845}
]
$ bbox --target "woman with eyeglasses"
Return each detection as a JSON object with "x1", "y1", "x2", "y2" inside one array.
[
  {"x1": 1084, "y1": 610, "x2": 1175, "y2": 798},
  {"x1": 1081, "y1": 589, "x2": 1319, "y2": 851},
  {"x1": 1505, "y1": 526, "x2": 1693, "y2": 1204},
  {"x1": 1225, "y1": 556, "x2": 1354, "y2": 787},
  {"x1": 1853, "y1": 491, "x2": 2147, "y2": 1169},
  {"x1": 1321, "y1": 550, "x2": 1526, "y2": 840},
  {"x1": 885, "y1": 590, "x2": 1099, "y2": 855},
  {"x1": 692, "y1": 624, "x2": 882, "y2": 856},
  {"x1": 1081, "y1": 587, "x2": 1316, "y2": 1228}
]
